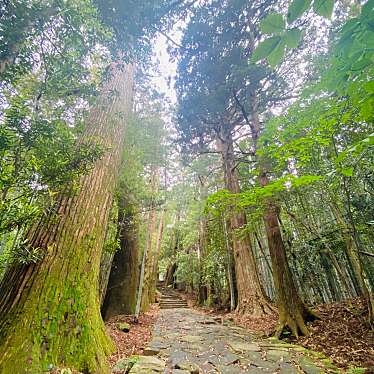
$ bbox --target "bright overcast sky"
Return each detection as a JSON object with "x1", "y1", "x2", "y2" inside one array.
[{"x1": 152, "y1": 35, "x2": 178, "y2": 105}]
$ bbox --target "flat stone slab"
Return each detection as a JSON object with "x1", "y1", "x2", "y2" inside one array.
[
  {"x1": 266, "y1": 349, "x2": 292, "y2": 362},
  {"x1": 174, "y1": 360, "x2": 200, "y2": 373},
  {"x1": 128, "y1": 356, "x2": 165, "y2": 373},
  {"x1": 180, "y1": 335, "x2": 203, "y2": 343},
  {"x1": 228, "y1": 341, "x2": 261, "y2": 353},
  {"x1": 220, "y1": 351, "x2": 240, "y2": 365}
]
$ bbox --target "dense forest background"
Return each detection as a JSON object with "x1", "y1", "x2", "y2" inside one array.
[{"x1": 0, "y1": 0, "x2": 373, "y2": 373}]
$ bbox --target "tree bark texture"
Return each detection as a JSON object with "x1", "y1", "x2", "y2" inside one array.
[
  {"x1": 0, "y1": 63, "x2": 134, "y2": 373},
  {"x1": 260, "y1": 174, "x2": 318, "y2": 337},
  {"x1": 216, "y1": 125, "x2": 274, "y2": 316}
]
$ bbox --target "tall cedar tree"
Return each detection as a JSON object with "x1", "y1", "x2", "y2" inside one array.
[
  {"x1": 176, "y1": 0, "x2": 317, "y2": 332},
  {"x1": 0, "y1": 63, "x2": 134, "y2": 373}
]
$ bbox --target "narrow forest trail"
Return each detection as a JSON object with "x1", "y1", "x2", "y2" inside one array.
[{"x1": 123, "y1": 308, "x2": 338, "y2": 373}]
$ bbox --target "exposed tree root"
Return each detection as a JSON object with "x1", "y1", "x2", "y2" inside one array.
[{"x1": 275, "y1": 306, "x2": 320, "y2": 338}]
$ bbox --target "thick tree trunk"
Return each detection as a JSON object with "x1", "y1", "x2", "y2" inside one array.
[
  {"x1": 216, "y1": 126, "x2": 274, "y2": 316},
  {"x1": 245, "y1": 91, "x2": 317, "y2": 336},
  {"x1": 102, "y1": 194, "x2": 140, "y2": 319},
  {"x1": 0, "y1": 63, "x2": 134, "y2": 373},
  {"x1": 259, "y1": 175, "x2": 318, "y2": 337}
]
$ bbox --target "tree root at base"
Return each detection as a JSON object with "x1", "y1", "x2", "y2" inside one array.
[{"x1": 275, "y1": 307, "x2": 320, "y2": 339}]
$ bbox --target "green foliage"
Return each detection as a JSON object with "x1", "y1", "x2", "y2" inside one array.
[
  {"x1": 206, "y1": 175, "x2": 323, "y2": 216},
  {"x1": 287, "y1": 0, "x2": 312, "y2": 23},
  {"x1": 168, "y1": 0, "x2": 374, "y2": 315},
  {"x1": 0, "y1": 0, "x2": 179, "y2": 271},
  {"x1": 174, "y1": 251, "x2": 199, "y2": 288},
  {"x1": 252, "y1": 36, "x2": 284, "y2": 66},
  {"x1": 284, "y1": 28, "x2": 303, "y2": 48},
  {"x1": 252, "y1": 0, "x2": 337, "y2": 67},
  {"x1": 103, "y1": 201, "x2": 120, "y2": 254},
  {"x1": 260, "y1": 13, "x2": 286, "y2": 34},
  {"x1": 313, "y1": 0, "x2": 335, "y2": 18}
]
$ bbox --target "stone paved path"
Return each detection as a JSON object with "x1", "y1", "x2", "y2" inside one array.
[{"x1": 123, "y1": 308, "x2": 338, "y2": 374}]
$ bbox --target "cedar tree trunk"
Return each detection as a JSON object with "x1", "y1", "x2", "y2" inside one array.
[
  {"x1": 0, "y1": 63, "x2": 134, "y2": 373},
  {"x1": 217, "y1": 125, "x2": 274, "y2": 316}
]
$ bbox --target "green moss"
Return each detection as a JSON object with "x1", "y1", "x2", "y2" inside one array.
[
  {"x1": 117, "y1": 322, "x2": 130, "y2": 332},
  {"x1": 0, "y1": 239, "x2": 115, "y2": 373},
  {"x1": 112, "y1": 355, "x2": 139, "y2": 373},
  {"x1": 300, "y1": 348, "x2": 340, "y2": 373},
  {"x1": 346, "y1": 368, "x2": 366, "y2": 374}
]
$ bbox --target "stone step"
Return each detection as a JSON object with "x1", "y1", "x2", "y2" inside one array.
[
  {"x1": 160, "y1": 301, "x2": 188, "y2": 304},
  {"x1": 157, "y1": 288, "x2": 189, "y2": 309},
  {"x1": 160, "y1": 302, "x2": 188, "y2": 306}
]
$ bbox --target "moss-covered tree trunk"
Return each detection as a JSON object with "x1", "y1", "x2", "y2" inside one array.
[
  {"x1": 102, "y1": 194, "x2": 140, "y2": 319},
  {"x1": 217, "y1": 125, "x2": 274, "y2": 316},
  {"x1": 0, "y1": 63, "x2": 134, "y2": 373}
]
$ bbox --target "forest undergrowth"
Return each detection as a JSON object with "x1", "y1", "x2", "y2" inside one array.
[{"x1": 106, "y1": 304, "x2": 160, "y2": 368}]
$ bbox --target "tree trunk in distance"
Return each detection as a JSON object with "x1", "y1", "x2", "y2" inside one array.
[
  {"x1": 0, "y1": 63, "x2": 134, "y2": 373},
  {"x1": 165, "y1": 262, "x2": 177, "y2": 287},
  {"x1": 331, "y1": 201, "x2": 374, "y2": 323},
  {"x1": 222, "y1": 213, "x2": 236, "y2": 311},
  {"x1": 99, "y1": 201, "x2": 119, "y2": 306},
  {"x1": 102, "y1": 194, "x2": 140, "y2": 319},
  {"x1": 99, "y1": 249, "x2": 116, "y2": 307},
  {"x1": 245, "y1": 89, "x2": 317, "y2": 336},
  {"x1": 283, "y1": 200, "x2": 355, "y2": 300},
  {"x1": 197, "y1": 218, "x2": 208, "y2": 305},
  {"x1": 148, "y1": 209, "x2": 165, "y2": 304},
  {"x1": 140, "y1": 169, "x2": 158, "y2": 312}
]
